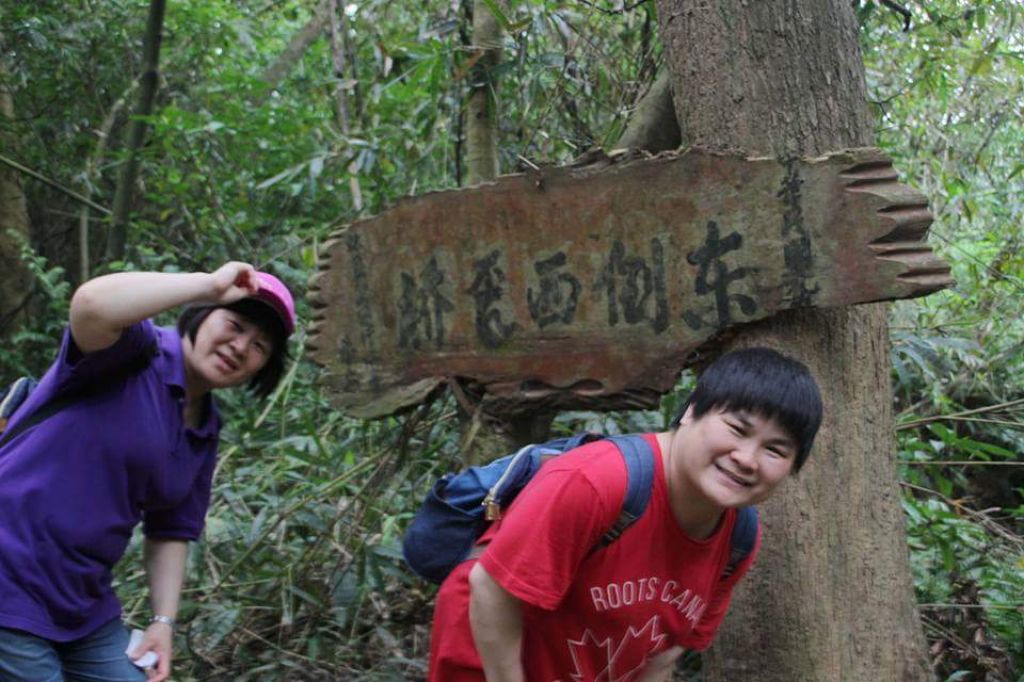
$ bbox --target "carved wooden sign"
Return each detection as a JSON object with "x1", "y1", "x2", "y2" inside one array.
[{"x1": 307, "y1": 147, "x2": 952, "y2": 418}]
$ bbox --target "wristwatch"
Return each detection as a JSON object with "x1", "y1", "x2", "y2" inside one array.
[{"x1": 150, "y1": 615, "x2": 176, "y2": 629}]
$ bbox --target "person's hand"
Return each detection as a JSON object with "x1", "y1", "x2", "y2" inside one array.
[
  {"x1": 208, "y1": 261, "x2": 260, "y2": 305},
  {"x1": 128, "y1": 621, "x2": 174, "y2": 681}
]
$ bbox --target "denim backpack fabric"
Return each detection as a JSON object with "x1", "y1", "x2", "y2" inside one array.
[{"x1": 402, "y1": 433, "x2": 655, "y2": 583}]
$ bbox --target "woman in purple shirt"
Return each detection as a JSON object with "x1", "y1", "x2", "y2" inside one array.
[{"x1": 0, "y1": 261, "x2": 296, "y2": 681}]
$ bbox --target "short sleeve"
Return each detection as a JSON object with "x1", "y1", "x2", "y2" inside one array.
[
  {"x1": 55, "y1": 320, "x2": 158, "y2": 395},
  {"x1": 478, "y1": 458, "x2": 624, "y2": 611},
  {"x1": 4, "y1": 321, "x2": 159, "y2": 434},
  {"x1": 142, "y1": 444, "x2": 217, "y2": 541},
  {"x1": 678, "y1": 522, "x2": 762, "y2": 650}
]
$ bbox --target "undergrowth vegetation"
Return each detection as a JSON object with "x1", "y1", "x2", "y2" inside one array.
[{"x1": 0, "y1": 0, "x2": 1020, "y2": 679}]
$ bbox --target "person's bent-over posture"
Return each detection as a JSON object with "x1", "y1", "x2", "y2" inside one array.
[{"x1": 428, "y1": 347, "x2": 823, "y2": 682}]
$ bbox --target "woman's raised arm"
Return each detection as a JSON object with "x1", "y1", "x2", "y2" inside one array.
[{"x1": 69, "y1": 262, "x2": 261, "y2": 353}]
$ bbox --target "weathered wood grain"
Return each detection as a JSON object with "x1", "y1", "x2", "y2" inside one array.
[{"x1": 307, "y1": 147, "x2": 952, "y2": 418}]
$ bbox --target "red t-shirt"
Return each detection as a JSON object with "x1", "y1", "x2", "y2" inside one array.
[{"x1": 428, "y1": 434, "x2": 760, "y2": 681}]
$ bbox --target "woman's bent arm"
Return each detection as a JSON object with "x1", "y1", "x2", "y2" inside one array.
[{"x1": 70, "y1": 262, "x2": 260, "y2": 353}]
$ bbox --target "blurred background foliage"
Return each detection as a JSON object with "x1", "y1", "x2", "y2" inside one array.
[{"x1": 0, "y1": 0, "x2": 1020, "y2": 679}]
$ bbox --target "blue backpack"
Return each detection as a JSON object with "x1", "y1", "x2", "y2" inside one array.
[
  {"x1": 0, "y1": 377, "x2": 41, "y2": 446},
  {"x1": 401, "y1": 432, "x2": 759, "y2": 584}
]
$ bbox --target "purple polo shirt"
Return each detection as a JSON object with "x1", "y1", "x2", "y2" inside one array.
[{"x1": 0, "y1": 320, "x2": 220, "y2": 641}]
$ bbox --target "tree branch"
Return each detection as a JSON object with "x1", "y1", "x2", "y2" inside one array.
[
  {"x1": 900, "y1": 481, "x2": 1023, "y2": 546},
  {"x1": 0, "y1": 153, "x2": 111, "y2": 215},
  {"x1": 575, "y1": 0, "x2": 650, "y2": 16},
  {"x1": 881, "y1": 0, "x2": 912, "y2": 31},
  {"x1": 257, "y1": 0, "x2": 331, "y2": 99},
  {"x1": 613, "y1": 70, "x2": 680, "y2": 152},
  {"x1": 902, "y1": 461, "x2": 1024, "y2": 467},
  {"x1": 897, "y1": 398, "x2": 1024, "y2": 430}
]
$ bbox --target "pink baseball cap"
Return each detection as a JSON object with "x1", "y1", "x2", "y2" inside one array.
[{"x1": 252, "y1": 272, "x2": 296, "y2": 336}]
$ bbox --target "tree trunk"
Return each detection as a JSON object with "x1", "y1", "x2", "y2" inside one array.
[
  {"x1": 655, "y1": 2, "x2": 932, "y2": 680},
  {"x1": 0, "y1": 49, "x2": 34, "y2": 338},
  {"x1": 465, "y1": 0, "x2": 502, "y2": 185},
  {"x1": 613, "y1": 70, "x2": 680, "y2": 153},
  {"x1": 77, "y1": 84, "x2": 133, "y2": 283},
  {"x1": 327, "y1": 0, "x2": 363, "y2": 212},
  {"x1": 458, "y1": 0, "x2": 551, "y2": 460},
  {"x1": 327, "y1": 0, "x2": 351, "y2": 134},
  {"x1": 107, "y1": 0, "x2": 166, "y2": 262}
]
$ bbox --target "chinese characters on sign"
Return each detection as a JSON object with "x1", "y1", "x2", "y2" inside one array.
[
  {"x1": 682, "y1": 221, "x2": 757, "y2": 331},
  {"x1": 385, "y1": 223, "x2": 758, "y2": 356},
  {"x1": 528, "y1": 251, "x2": 580, "y2": 329},
  {"x1": 308, "y1": 148, "x2": 951, "y2": 417},
  {"x1": 398, "y1": 255, "x2": 454, "y2": 350}
]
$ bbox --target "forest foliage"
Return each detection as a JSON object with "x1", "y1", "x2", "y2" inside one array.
[{"x1": 0, "y1": 0, "x2": 1021, "y2": 679}]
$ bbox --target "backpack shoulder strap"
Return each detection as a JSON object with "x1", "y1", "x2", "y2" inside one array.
[
  {"x1": 0, "y1": 340, "x2": 158, "y2": 449},
  {"x1": 723, "y1": 506, "x2": 759, "y2": 579},
  {"x1": 590, "y1": 435, "x2": 759, "y2": 581},
  {"x1": 0, "y1": 391, "x2": 75, "y2": 448},
  {"x1": 593, "y1": 434, "x2": 656, "y2": 550}
]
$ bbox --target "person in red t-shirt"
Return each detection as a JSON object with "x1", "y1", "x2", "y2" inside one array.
[{"x1": 428, "y1": 347, "x2": 823, "y2": 682}]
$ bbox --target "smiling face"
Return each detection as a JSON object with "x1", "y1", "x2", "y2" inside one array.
[
  {"x1": 669, "y1": 406, "x2": 798, "y2": 513},
  {"x1": 182, "y1": 308, "x2": 273, "y2": 395}
]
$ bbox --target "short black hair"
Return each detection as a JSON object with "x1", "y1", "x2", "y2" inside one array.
[
  {"x1": 176, "y1": 299, "x2": 290, "y2": 399},
  {"x1": 671, "y1": 347, "x2": 823, "y2": 472}
]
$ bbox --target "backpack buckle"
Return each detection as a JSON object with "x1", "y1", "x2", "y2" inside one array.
[{"x1": 482, "y1": 493, "x2": 502, "y2": 521}]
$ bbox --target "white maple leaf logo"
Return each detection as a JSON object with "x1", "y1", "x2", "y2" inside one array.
[
  {"x1": 567, "y1": 630, "x2": 614, "y2": 682},
  {"x1": 566, "y1": 617, "x2": 667, "y2": 682}
]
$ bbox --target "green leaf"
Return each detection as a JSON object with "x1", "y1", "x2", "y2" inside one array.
[
  {"x1": 255, "y1": 166, "x2": 297, "y2": 190},
  {"x1": 967, "y1": 440, "x2": 1016, "y2": 459}
]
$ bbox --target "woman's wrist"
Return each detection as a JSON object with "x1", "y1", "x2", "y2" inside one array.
[
  {"x1": 150, "y1": 614, "x2": 176, "y2": 629},
  {"x1": 201, "y1": 270, "x2": 226, "y2": 301}
]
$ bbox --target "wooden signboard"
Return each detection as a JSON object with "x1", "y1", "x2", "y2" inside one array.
[{"x1": 307, "y1": 147, "x2": 952, "y2": 418}]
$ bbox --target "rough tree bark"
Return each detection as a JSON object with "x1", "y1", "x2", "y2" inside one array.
[
  {"x1": 107, "y1": 0, "x2": 166, "y2": 261},
  {"x1": 465, "y1": 0, "x2": 503, "y2": 185},
  {"x1": 0, "y1": 48, "x2": 34, "y2": 338},
  {"x1": 654, "y1": 2, "x2": 933, "y2": 680}
]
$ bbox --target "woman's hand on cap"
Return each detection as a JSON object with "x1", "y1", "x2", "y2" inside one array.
[{"x1": 208, "y1": 262, "x2": 261, "y2": 304}]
